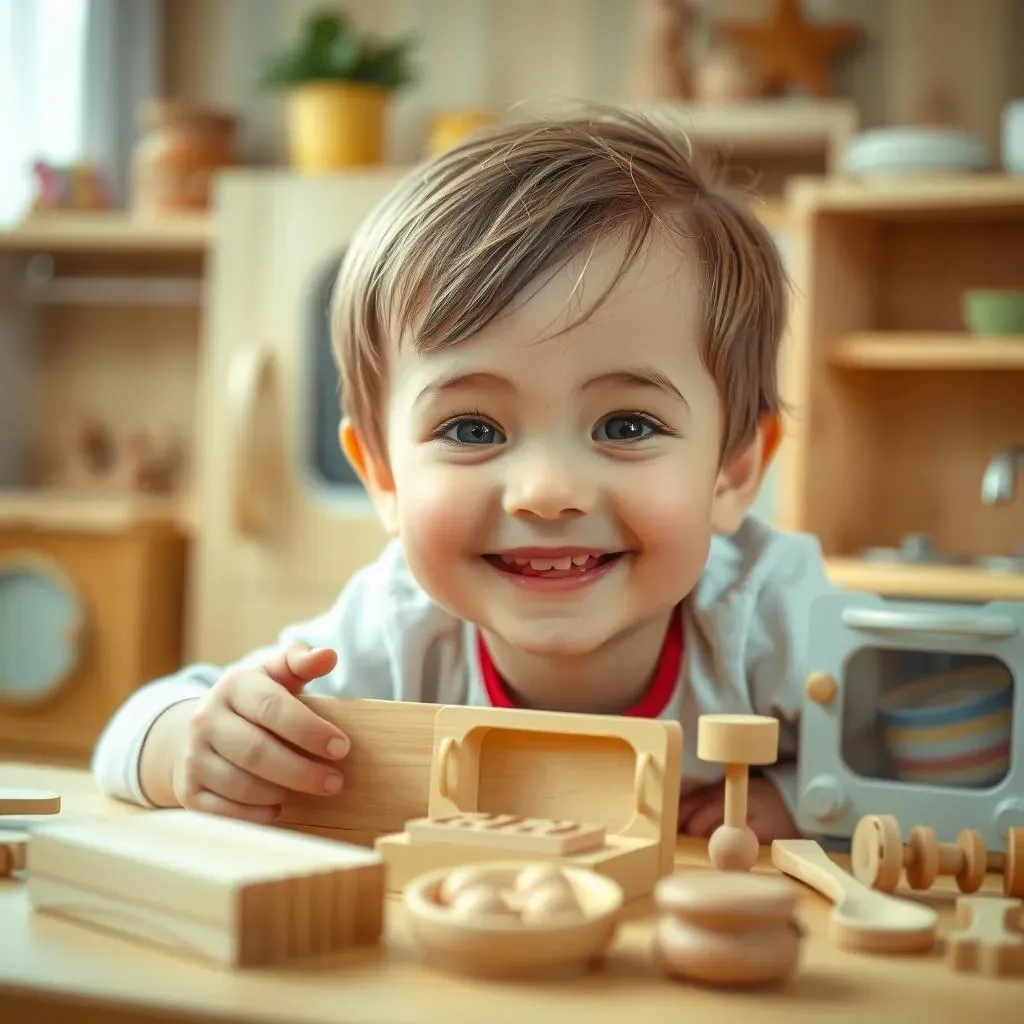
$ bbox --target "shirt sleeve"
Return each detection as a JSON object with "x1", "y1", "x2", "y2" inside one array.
[
  {"x1": 738, "y1": 522, "x2": 834, "y2": 823},
  {"x1": 91, "y1": 539, "x2": 462, "y2": 806},
  {"x1": 683, "y1": 517, "x2": 833, "y2": 826}
]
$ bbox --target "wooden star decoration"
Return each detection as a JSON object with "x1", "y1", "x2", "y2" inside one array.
[{"x1": 717, "y1": 0, "x2": 860, "y2": 99}]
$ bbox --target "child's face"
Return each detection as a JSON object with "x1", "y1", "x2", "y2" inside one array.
[{"x1": 366, "y1": 230, "x2": 762, "y2": 657}]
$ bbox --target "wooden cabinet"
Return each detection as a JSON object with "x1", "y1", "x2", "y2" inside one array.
[
  {"x1": 0, "y1": 215, "x2": 204, "y2": 761},
  {"x1": 188, "y1": 172, "x2": 406, "y2": 665},
  {"x1": 778, "y1": 175, "x2": 1024, "y2": 603}
]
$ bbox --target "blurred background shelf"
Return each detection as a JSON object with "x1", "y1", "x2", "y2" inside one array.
[
  {"x1": 825, "y1": 557, "x2": 1024, "y2": 602},
  {"x1": 829, "y1": 332, "x2": 1024, "y2": 369},
  {"x1": 0, "y1": 214, "x2": 211, "y2": 253},
  {"x1": 0, "y1": 490, "x2": 194, "y2": 534}
]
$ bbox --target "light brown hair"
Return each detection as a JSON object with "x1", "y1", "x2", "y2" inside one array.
[{"x1": 332, "y1": 109, "x2": 788, "y2": 465}]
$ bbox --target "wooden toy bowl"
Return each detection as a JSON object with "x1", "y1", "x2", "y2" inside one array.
[{"x1": 404, "y1": 861, "x2": 624, "y2": 978}]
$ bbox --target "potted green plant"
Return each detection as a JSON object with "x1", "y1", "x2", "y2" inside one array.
[{"x1": 262, "y1": 9, "x2": 417, "y2": 171}]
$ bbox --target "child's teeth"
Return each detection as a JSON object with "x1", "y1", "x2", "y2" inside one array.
[
  {"x1": 514, "y1": 558, "x2": 528, "y2": 565},
  {"x1": 527, "y1": 556, "x2": 574, "y2": 571},
  {"x1": 571, "y1": 554, "x2": 590, "y2": 566}
]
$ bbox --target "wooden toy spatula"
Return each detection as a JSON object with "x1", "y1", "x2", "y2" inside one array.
[{"x1": 772, "y1": 838, "x2": 937, "y2": 953}]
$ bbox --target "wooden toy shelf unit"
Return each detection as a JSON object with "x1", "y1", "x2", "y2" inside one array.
[
  {"x1": 0, "y1": 214, "x2": 207, "y2": 762},
  {"x1": 778, "y1": 176, "x2": 1024, "y2": 605}
]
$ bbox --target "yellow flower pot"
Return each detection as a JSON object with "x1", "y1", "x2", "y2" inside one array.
[{"x1": 286, "y1": 82, "x2": 388, "y2": 171}]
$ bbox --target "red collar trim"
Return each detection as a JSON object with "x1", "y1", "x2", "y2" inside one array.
[{"x1": 476, "y1": 607, "x2": 683, "y2": 719}]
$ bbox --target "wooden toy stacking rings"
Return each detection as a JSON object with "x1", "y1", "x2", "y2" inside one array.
[{"x1": 696, "y1": 714, "x2": 780, "y2": 872}]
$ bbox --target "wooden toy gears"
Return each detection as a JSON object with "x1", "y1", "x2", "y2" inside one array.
[
  {"x1": 852, "y1": 815, "x2": 1024, "y2": 898},
  {"x1": 404, "y1": 861, "x2": 624, "y2": 978},
  {"x1": 653, "y1": 871, "x2": 802, "y2": 987},
  {"x1": 696, "y1": 714, "x2": 780, "y2": 872}
]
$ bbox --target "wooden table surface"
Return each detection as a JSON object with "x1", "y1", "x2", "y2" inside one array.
[{"x1": 1, "y1": 761, "x2": 1021, "y2": 1023}]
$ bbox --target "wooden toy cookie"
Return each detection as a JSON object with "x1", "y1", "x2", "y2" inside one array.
[
  {"x1": 404, "y1": 861, "x2": 623, "y2": 978},
  {"x1": 653, "y1": 871, "x2": 802, "y2": 987}
]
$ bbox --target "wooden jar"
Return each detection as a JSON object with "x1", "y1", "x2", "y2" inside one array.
[{"x1": 131, "y1": 101, "x2": 238, "y2": 215}]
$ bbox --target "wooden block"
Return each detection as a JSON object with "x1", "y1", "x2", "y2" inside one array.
[
  {"x1": 947, "y1": 896, "x2": 1024, "y2": 977},
  {"x1": 405, "y1": 813, "x2": 606, "y2": 855},
  {"x1": 278, "y1": 698, "x2": 437, "y2": 837},
  {"x1": 27, "y1": 809, "x2": 384, "y2": 967},
  {"x1": 0, "y1": 830, "x2": 30, "y2": 875},
  {"x1": 0, "y1": 789, "x2": 61, "y2": 816}
]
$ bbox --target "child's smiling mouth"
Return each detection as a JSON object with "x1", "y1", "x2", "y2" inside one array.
[{"x1": 483, "y1": 548, "x2": 626, "y2": 589}]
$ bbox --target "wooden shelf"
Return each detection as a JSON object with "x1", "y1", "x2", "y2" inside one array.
[
  {"x1": 825, "y1": 557, "x2": 1024, "y2": 603},
  {"x1": 0, "y1": 490, "x2": 193, "y2": 534},
  {"x1": 788, "y1": 174, "x2": 1024, "y2": 218},
  {"x1": 829, "y1": 332, "x2": 1024, "y2": 369},
  {"x1": 0, "y1": 213, "x2": 210, "y2": 253}
]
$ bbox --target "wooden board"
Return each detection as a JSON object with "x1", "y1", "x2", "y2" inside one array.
[
  {"x1": 277, "y1": 698, "x2": 438, "y2": 840},
  {"x1": 27, "y1": 809, "x2": 384, "y2": 966}
]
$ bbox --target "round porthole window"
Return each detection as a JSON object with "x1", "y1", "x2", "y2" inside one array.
[{"x1": 0, "y1": 555, "x2": 85, "y2": 705}]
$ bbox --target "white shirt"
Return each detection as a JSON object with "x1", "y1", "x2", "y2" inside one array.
[{"x1": 92, "y1": 516, "x2": 833, "y2": 819}]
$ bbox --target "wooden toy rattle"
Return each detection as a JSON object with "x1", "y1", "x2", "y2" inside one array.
[
  {"x1": 852, "y1": 815, "x2": 1024, "y2": 898},
  {"x1": 947, "y1": 896, "x2": 1024, "y2": 978},
  {"x1": 404, "y1": 861, "x2": 624, "y2": 978},
  {"x1": 654, "y1": 871, "x2": 802, "y2": 987},
  {"x1": 696, "y1": 714, "x2": 779, "y2": 872},
  {"x1": 772, "y1": 838, "x2": 938, "y2": 954}
]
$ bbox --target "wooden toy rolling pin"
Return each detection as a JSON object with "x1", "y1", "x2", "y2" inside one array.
[{"x1": 697, "y1": 714, "x2": 779, "y2": 872}]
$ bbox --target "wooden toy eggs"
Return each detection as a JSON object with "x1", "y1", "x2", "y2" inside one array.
[
  {"x1": 404, "y1": 861, "x2": 623, "y2": 977},
  {"x1": 654, "y1": 871, "x2": 803, "y2": 987}
]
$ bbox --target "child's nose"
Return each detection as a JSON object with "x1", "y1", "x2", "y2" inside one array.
[{"x1": 502, "y1": 451, "x2": 597, "y2": 520}]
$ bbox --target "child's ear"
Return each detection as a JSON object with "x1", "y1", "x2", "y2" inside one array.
[
  {"x1": 339, "y1": 419, "x2": 399, "y2": 535},
  {"x1": 710, "y1": 414, "x2": 780, "y2": 534}
]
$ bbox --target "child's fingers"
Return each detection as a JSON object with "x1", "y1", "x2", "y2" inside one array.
[
  {"x1": 260, "y1": 643, "x2": 338, "y2": 691},
  {"x1": 186, "y1": 787, "x2": 282, "y2": 824},
  {"x1": 682, "y1": 797, "x2": 725, "y2": 839},
  {"x1": 209, "y1": 705, "x2": 345, "y2": 795},
  {"x1": 195, "y1": 749, "x2": 290, "y2": 807}
]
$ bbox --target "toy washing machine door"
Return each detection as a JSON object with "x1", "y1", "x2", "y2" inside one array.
[
  {"x1": 796, "y1": 589, "x2": 1024, "y2": 851},
  {"x1": 0, "y1": 554, "x2": 86, "y2": 705}
]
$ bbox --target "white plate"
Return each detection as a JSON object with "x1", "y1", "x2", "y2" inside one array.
[{"x1": 842, "y1": 128, "x2": 991, "y2": 176}]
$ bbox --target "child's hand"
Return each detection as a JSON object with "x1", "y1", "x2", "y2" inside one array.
[
  {"x1": 677, "y1": 777, "x2": 799, "y2": 843},
  {"x1": 172, "y1": 643, "x2": 350, "y2": 823}
]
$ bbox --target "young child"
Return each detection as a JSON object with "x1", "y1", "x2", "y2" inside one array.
[{"x1": 92, "y1": 110, "x2": 832, "y2": 841}]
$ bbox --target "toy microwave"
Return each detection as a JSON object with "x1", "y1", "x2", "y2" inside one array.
[{"x1": 797, "y1": 590, "x2": 1024, "y2": 852}]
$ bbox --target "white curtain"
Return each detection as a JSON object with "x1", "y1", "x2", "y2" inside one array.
[
  {"x1": 0, "y1": 0, "x2": 159, "y2": 227},
  {"x1": 0, "y1": 0, "x2": 89, "y2": 226}
]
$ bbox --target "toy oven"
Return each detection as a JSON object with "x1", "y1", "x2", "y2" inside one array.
[{"x1": 797, "y1": 590, "x2": 1024, "y2": 852}]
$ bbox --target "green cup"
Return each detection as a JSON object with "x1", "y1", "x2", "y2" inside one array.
[{"x1": 961, "y1": 289, "x2": 1024, "y2": 336}]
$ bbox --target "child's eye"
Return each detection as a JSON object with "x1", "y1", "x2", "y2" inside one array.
[
  {"x1": 437, "y1": 418, "x2": 506, "y2": 446},
  {"x1": 594, "y1": 414, "x2": 661, "y2": 442}
]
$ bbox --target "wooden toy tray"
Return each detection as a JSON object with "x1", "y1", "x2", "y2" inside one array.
[{"x1": 377, "y1": 705, "x2": 682, "y2": 900}]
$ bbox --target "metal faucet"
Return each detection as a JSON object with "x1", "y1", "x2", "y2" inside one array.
[{"x1": 981, "y1": 446, "x2": 1024, "y2": 504}]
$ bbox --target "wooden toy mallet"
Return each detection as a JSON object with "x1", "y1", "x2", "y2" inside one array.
[{"x1": 696, "y1": 714, "x2": 780, "y2": 872}]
